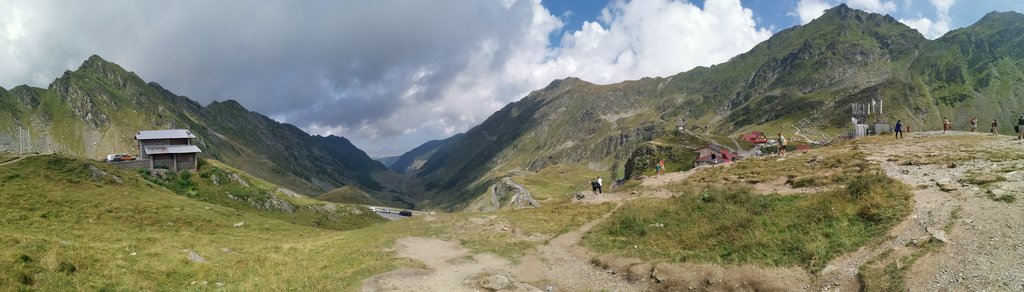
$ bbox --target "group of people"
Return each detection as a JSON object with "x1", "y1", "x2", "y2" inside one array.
[
  {"x1": 898, "y1": 115, "x2": 1024, "y2": 139},
  {"x1": 653, "y1": 159, "x2": 665, "y2": 176}
]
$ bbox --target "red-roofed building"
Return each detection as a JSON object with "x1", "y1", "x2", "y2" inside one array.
[
  {"x1": 694, "y1": 143, "x2": 736, "y2": 166},
  {"x1": 741, "y1": 131, "x2": 768, "y2": 144}
]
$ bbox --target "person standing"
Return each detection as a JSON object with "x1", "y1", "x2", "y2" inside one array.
[
  {"x1": 943, "y1": 118, "x2": 951, "y2": 133},
  {"x1": 1017, "y1": 115, "x2": 1024, "y2": 140},
  {"x1": 596, "y1": 176, "x2": 603, "y2": 195},
  {"x1": 654, "y1": 161, "x2": 661, "y2": 177},
  {"x1": 711, "y1": 153, "x2": 718, "y2": 164},
  {"x1": 590, "y1": 178, "x2": 599, "y2": 195},
  {"x1": 778, "y1": 132, "x2": 786, "y2": 156},
  {"x1": 992, "y1": 119, "x2": 999, "y2": 136},
  {"x1": 658, "y1": 159, "x2": 665, "y2": 175},
  {"x1": 894, "y1": 119, "x2": 904, "y2": 139},
  {"x1": 970, "y1": 117, "x2": 978, "y2": 132}
]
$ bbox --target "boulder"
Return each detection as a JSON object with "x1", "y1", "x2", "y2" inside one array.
[
  {"x1": 937, "y1": 181, "x2": 959, "y2": 192},
  {"x1": 479, "y1": 274, "x2": 512, "y2": 290},
  {"x1": 926, "y1": 227, "x2": 949, "y2": 243},
  {"x1": 185, "y1": 250, "x2": 206, "y2": 263}
]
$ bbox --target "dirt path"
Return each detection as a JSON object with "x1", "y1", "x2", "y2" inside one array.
[
  {"x1": 514, "y1": 202, "x2": 640, "y2": 291},
  {"x1": 890, "y1": 133, "x2": 1024, "y2": 291},
  {"x1": 362, "y1": 237, "x2": 535, "y2": 291},
  {"x1": 364, "y1": 202, "x2": 636, "y2": 291},
  {"x1": 0, "y1": 154, "x2": 35, "y2": 167},
  {"x1": 639, "y1": 165, "x2": 708, "y2": 188},
  {"x1": 813, "y1": 132, "x2": 1024, "y2": 290}
]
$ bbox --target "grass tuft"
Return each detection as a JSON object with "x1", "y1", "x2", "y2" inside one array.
[{"x1": 583, "y1": 174, "x2": 912, "y2": 271}]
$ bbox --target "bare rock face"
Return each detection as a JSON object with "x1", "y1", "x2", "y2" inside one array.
[
  {"x1": 625, "y1": 143, "x2": 658, "y2": 180},
  {"x1": 490, "y1": 177, "x2": 540, "y2": 210}
]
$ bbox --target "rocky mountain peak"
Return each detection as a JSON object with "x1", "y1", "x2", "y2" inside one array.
[
  {"x1": 66, "y1": 55, "x2": 143, "y2": 90},
  {"x1": 207, "y1": 99, "x2": 247, "y2": 111},
  {"x1": 818, "y1": 3, "x2": 902, "y2": 27},
  {"x1": 973, "y1": 10, "x2": 1024, "y2": 29}
]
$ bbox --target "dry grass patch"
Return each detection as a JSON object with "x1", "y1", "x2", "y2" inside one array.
[{"x1": 583, "y1": 173, "x2": 912, "y2": 271}]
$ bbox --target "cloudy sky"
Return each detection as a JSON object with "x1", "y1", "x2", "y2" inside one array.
[{"x1": 1, "y1": 0, "x2": 1021, "y2": 157}]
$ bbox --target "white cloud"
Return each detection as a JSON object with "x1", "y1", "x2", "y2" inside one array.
[
  {"x1": 899, "y1": 0, "x2": 954, "y2": 39},
  {"x1": 538, "y1": 0, "x2": 773, "y2": 83},
  {"x1": 0, "y1": 0, "x2": 772, "y2": 157},
  {"x1": 792, "y1": 0, "x2": 832, "y2": 24},
  {"x1": 847, "y1": 0, "x2": 897, "y2": 14}
]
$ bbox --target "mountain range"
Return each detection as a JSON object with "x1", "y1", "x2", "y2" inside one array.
[
  {"x1": 0, "y1": 56, "x2": 407, "y2": 205},
  {"x1": 2, "y1": 5, "x2": 1022, "y2": 211},
  {"x1": 404, "y1": 5, "x2": 1024, "y2": 209}
]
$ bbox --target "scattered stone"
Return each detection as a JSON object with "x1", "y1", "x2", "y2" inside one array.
[
  {"x1": 129, "y1": 252, "x2": 137, "y2": 256},
  {"x1": 88, "y1": 165, "x2": 123, "y2": 183},
  {"x1": 574, "y1": 191, "x2": 588, "y2": 200},
  {"x1": 479, "y1": 274, "x2": 512, "y2": 290},
  {"x1": 215, "y1": 282, "x2": 224, "y2": 287},
  {"x1": 948, "y1": 162, "x2": 958, "y2": 168},
  {"x1": 185, "y1": 250, "x2": 207, "y2": 263},
  {"x1": 937, "y1": 181, "x2": 960, "y2": 192},
  {"x1": 228, "y1": 172, "x2": 250, "y2": 187},
  {"x1": 926, "y1": 227, "x2": 950, "y2": 243},
  {"x1": 233, "y1": 222, "x2": 245, "y2": 228}
]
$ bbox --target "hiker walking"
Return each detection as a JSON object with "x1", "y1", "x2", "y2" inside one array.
[
  {"x1": 590, "y1": 178, "x2": 599, "y2": 195},
  {"x1": 992, "y1": 119, "x2": 999, "y2": 135},
  {"x1": 894, "y1": 119, "x2": 904, "y2": 139},
  {"x1": 1017, "y1": 114, "x2": 1024, "y2": 140},
  {"x1": 596, "y1": 176, "x2": 603, "y2": 195},
  {"x1": 943, "y1": 118, "x2": 951, "y2": 133},
  {"x1": 654, "y1": 161, "x2": 661, "y2": 177},
  {"x1": 658, "y1": 159, "x2": 665, "y2": 175},
  {"x1": 778, "y1": 132, "x2": 786, "y2": 156},
  {"x1": 711, "y1": 153, "x2": 718, "y2": 164},
  {"x1": 970, "y1": 117, "x2": 978, "y2": 132}
]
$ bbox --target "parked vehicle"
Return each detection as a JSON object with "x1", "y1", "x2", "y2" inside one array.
[
  {"x1": 105, "y1": 154, "x2": 137, "y2": 162},
  {"x1": 379, "y1": 208, "x2": 390, "y2": 214},
  {"x1": 399, "y1": 210, "x2": 413, "y2": 217}
]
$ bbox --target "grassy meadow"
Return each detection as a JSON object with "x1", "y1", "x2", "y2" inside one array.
[{"x1": 0, "y1": 154, "x2": 614, "y2": 290}]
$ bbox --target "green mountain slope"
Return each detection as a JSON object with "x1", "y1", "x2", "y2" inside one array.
[
  {"x1": 0, "y1": 56, "x2": 400, "y2": 203},
  {"x1": 0, "y1": 155, "x2": 403, "y2": 290},
  {"x1": 388, "y1": 133, "x2": 462, "y2": 174},
  {"x1": 413, "y1": 5, "x2": 1024, "y2": 210}
]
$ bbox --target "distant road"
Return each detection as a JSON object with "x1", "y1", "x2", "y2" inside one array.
[{"x1": 367, "y1": 206, "x2": 428, "y2": 221}]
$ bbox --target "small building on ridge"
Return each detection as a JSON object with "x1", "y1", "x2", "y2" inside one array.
[
  {"x1": 134, "y1": 129, "x2": 201, "y2": 171},
  {"x1": 694, "y1": 143, "x2": 736, "y2": 166}
]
